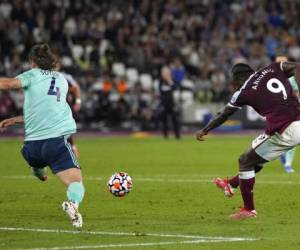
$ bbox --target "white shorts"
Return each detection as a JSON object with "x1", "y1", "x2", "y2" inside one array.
[{"x1": 253, "y1": 121, "x2": 300, "y2": 161}]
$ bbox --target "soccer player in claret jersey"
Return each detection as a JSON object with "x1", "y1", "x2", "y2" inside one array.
[
  {"x1": 196, "y1": 61, "x2": 300, "y2": 220},
  {"x1": 0, "y1": 44, "x2": 85, "y2": 228}
]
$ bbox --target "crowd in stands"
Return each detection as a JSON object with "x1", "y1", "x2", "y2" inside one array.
[{"x1": 0, "y1": 0, "x2": 300, "y2": 129}]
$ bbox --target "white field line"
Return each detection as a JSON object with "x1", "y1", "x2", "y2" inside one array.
[
  {"x1": 1, "y1": 175, "x2": 300, "y2": 185},
  {"x1": 0, "y1": 227, "x2": 257, "y2": 241},
  {"x1": 22, "y1": 239, "x2": 254, "y2": 250},
  {"x1": 0, "y1": 227, "x2": 258, "y2": 250}
]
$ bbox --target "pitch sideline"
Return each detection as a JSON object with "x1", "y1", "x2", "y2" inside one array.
[
  {"x1": 0, "y1": 226, "x2": 258, "y2": 250},
  {"x1": 21, "y1": 239, "x2": 254, "y2": 250},
  {"x1": 1, "y1": 175, "x2": 300, "y2": 185}
]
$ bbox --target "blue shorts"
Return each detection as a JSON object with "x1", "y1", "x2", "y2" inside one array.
[{"x1": 21, "y1": 135, "x2": 80, "y2": 174}]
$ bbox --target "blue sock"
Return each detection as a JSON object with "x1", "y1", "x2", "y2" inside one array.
[
  {"x1": 280, "y1": 154, "x2": 286, "y2": 165},
  {"x1": 67, "y1": 182, "x2": 85, "y2": 207},
  {"x1": 285, "y1": 148, "x2": 296, "y2": 167}
]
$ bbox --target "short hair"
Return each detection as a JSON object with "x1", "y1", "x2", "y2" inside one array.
[
  {"x1": 231, "y1": 63, "x2": 254, "y2": 81},
  {"x1": 29, "y1": 43, "x2": 58, "y2": 70}
]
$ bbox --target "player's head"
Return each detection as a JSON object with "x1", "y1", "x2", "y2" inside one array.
[
  {"x1": 231, "y1": 63, "x2": 254, "y2": 89},
  {"x1": 29, "y1": 43, "x2": 58, "y2": 71}
]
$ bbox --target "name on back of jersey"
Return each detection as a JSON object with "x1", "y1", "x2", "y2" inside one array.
[{"x1": 252, "y1": 68, "x2": 274, "y2": 90}]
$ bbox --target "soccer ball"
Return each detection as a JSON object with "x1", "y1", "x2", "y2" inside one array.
[{"x1": 107, "y1": 172, "x2": 133, "y2": 197}]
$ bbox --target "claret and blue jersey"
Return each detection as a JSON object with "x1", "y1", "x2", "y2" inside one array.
[{"x1": 229, "y1": 63, "x2": 300, "y2": 135}]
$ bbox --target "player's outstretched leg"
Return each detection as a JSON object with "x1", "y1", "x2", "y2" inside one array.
[
  {"x1": 57, "y1": 168, "x2": 85, "y2": 228},
  {"x1": 31, "y1": 167, "x2": 48, "y2": 181},
  {"x1": 62, "y1": 181, "x2": 85, "y2": 228},
  {"x1": 229, "y1": 149, "x2": 267, "y2": 220},
  {"x1": 230, "y1": 170, "x2": 257, "y2": 220}
]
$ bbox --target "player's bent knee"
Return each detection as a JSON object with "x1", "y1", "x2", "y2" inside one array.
[
  {"x1": 239, "y1": 148, "x2": 267, "y2": 172},
  {"x1": 56, "y1": 168, "x2": 82, "y2": 186},
  {"x1": 238, "y1": 153, "x2": 254, "y2": 172}
]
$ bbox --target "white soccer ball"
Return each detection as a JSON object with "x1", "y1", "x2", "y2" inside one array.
[{"x1": 107, "y1": 172, "x2": 133, "y2": 197}]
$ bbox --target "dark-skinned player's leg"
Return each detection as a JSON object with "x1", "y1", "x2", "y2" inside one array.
[
  {"x1": 213, "y1": 133, "x2": 269, "y2": 197},
  {"x1": 227, "y1": 164, "x2": 263, "y2": 189},
  {"x1": 237, "y1": 148, "x2": 267, "y2": 208},
  {"x1": 213, "y1": 161, "x2": 264, "y2": 197},
  {"x1": 213, "y1": 147, "x2": 267, "y2": 219}
]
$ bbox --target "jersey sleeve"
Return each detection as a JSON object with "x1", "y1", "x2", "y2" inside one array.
[
  {"x1": 228, "y1": 90, "x2": 245, "y2": 109},
  {"x1": 63, "y1": 73, "x2": 76, "y2": 86},
  {"x1": 16, "y1": 70, "x2": 34, "y2": 89},
  {"x1": 289, "y1": 76, "x2": 299, "y2": 92}
]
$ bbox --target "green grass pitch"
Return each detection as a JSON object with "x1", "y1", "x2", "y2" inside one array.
[{"x1": 1, "y1": 134, "x2": 300, "y2": 249}]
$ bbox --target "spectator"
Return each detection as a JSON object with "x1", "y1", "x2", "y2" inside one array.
[
  {"x1": 159, "y1": 65, "x2": 181, "y2": 139},
  {"x1": 171, "y1": 57, "x2": 185, "y2": 88},
  {"x1": 1, "y1": 0, "x2": 300, "y2": 130}
]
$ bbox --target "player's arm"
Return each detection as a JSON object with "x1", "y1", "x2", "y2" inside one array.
[
  {"x1": 281, "y1": 61, "x2": 300, "y2": 91},
  {"x1": 196, "y1": 105, "x2": 238, "y2": 141},
  {"x1": 0, "y1": 116, "x2": 24, "y2": 130},
  {"x1": 281, "y1": 61, "x2": 300, "y2": 76},
  {"x1": 0, "y1": 78, "x2": 22, "y2": 90},
  {"x1": 69, "y1": 82, "x2": 81, "y2": 112}
]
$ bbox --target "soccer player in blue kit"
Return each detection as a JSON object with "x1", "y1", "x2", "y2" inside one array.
[{"x1": 0, "y1": 44, "x2": 84, "y2": 228}]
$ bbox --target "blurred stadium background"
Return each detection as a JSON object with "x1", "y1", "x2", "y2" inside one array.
[{"x1": 1, "y1": 0, "x2": 299, "y2": 133}]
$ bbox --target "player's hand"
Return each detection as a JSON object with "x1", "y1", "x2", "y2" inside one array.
[
  {"x1": 73, "y1": 103, "x2": 81, "y2": 112},
  {"x1": 195, "y1": 130, "x2": 207, "y2": 141},
  {"x1": 0, "y1": 118, "x2": 15, "y2": 131}
]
